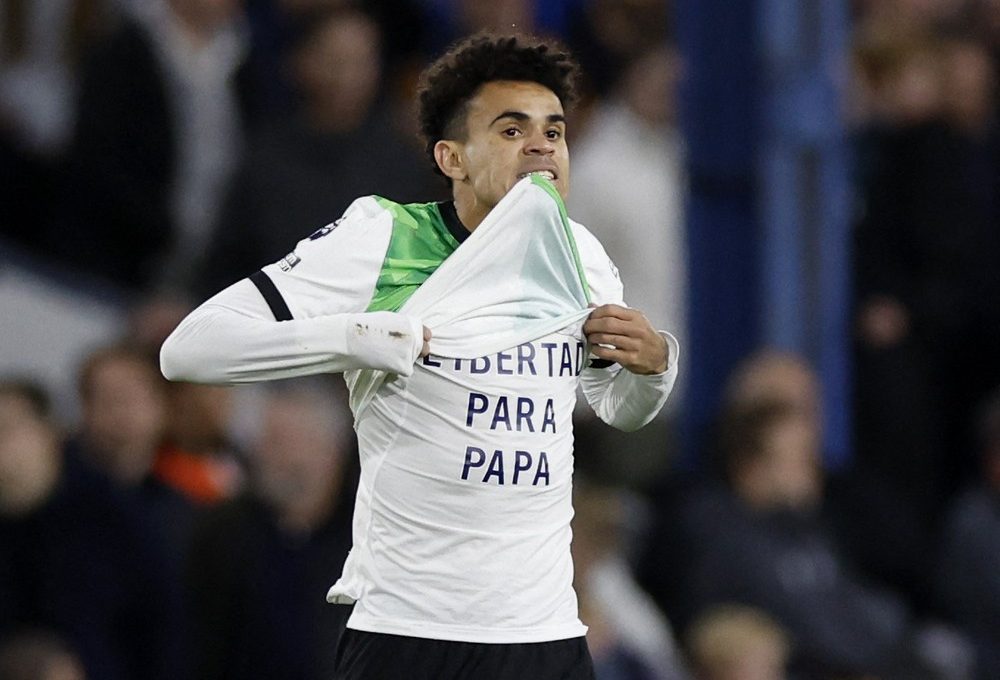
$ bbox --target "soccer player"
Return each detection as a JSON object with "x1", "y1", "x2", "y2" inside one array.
[{"x1": 161, "y1": 33, "x2": 679, "y2": 680}]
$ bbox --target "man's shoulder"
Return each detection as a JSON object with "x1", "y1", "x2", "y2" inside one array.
[
  {"x1": 567, "y1": 217, "x2": 624, "y2": 304},
  {"x1": 566, "y1": 217, "x2": 614, "y2": 269},
  {"x1": 567, "y1": 217, "x2": 602, "y2": 249},
  {"x1": 370, "y1": 196, "x2": 444, "y2": 226}
]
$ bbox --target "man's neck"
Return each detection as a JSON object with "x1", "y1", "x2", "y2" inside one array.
[{"x1": 452, "y1": 188, "x2": 490, "y2": 233}]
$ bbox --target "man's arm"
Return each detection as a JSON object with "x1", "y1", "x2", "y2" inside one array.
[
  {"x1": 580, "y1": 305, "x2": 679, "y2": 432},
  {"x1": 569, "y1": 221, "x2": 679, "y2": 432},
  {"x1": 161, "y1": 197, "x2": 429, "y2": 384},
  {"x1": 160, "y1": 279, "x2": 426, "y2": 384}
]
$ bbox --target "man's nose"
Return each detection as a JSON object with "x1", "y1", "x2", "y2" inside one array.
[{"x1": 523, "y1": 132, "x2": 555, "y2": 155}]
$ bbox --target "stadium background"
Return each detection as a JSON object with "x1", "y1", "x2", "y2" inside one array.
[{"x1": 1, "y1": 0, "x2": 999, "y2": 678}]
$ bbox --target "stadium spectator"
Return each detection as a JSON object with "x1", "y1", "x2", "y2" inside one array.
[
  {"x1": 68, "y1": 343, "x2": 199, "y2": 560},
  {"x1": 683, "y1": 604, "x2": 790, "y2": 680},
  {"x1": 565, "y1": 0, "x2": 670, "y2": 98},
  {"x1": 55, "y1": 0, "x2": 255, "y2": 293},
  {"x1": 638, "y1": 351, "x2": 822, "y2": 625},
  {"x1": 572, "y1": 476, "x2": 690, "y2": 680},
  {"x1": 0, "y1": 0, "x2": 117, "y2": 253},
  {"x1": 70, "y1": 344, "x2": 167, "y2": 486},
  {"x1": 566, "y1": 44, "x2": 686, "y2": 488},
  {"x1": 569, "y1": 44, "x2": 686, "y2": 377},
  {"x1": 852, "y1": 1, "x2": 1000, "y2": 532},
  {"x1": 0, "y1": 380, "x2": 182, "y2": 680},
  {"x1": 153, "y1": 380, "x2": 245, "y2": 504},
  {"x1": 670, "y1": 398, "x2": 973, "y2": 679},
  {"x1": 65, "y1": 344, "x2": 195, "y2": 675},
  {"x1": 240, "y1": 0, "x2": 429, "y2": 118},
  {"x1": 186, "y1": 378, "x2": 355, "y2": 680},
  {"x1": 196, "y1": 6, "x2": 442, "y2": 296}
]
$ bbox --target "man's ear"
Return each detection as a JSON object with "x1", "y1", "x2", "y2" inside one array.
[{"x1": 434, "y1": 140, "x2": 466, "y2": 182}]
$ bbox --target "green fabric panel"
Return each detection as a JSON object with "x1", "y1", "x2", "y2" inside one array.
[
  {"x1": 366, "y1": 198, "x2": 461, "y2": 312},
  {"x1": 528, "y1": 175, "x2": 591, "y2": 303}
]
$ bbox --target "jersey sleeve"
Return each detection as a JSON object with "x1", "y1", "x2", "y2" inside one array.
[
  {"x1": 256, "y1": 197, "x2": 388, "y2": 318},
  {"x1": 570, "y1": 219, "x2": 680, "y2": 431},
  {"x1": 160, "y1": 198, "x2": 425, "y2": 384}
]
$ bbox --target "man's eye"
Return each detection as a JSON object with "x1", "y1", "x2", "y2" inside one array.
[
  {"x1": 502, "y1": 127, "x2": 522, "y2": 137},
  {"x1": 546, "y1": 129, "x2": 563, "y2": 140}
]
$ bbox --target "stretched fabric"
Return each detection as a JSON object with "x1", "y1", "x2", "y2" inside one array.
[{"x1": 346, "y1": 175, "x2": 593, "y2": 415}]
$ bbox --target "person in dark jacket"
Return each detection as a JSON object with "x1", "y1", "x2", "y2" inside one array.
[{"x1": 187, "y1": 378, "x2": 356, "y2": 680}]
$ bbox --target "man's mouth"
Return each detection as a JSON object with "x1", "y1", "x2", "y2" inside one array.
[{"x1": 517, "y1": 170, "x2": 557, "y2": 181}]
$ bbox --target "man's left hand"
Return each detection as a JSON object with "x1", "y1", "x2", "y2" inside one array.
[{"x1": 583, "y1": 304, "x2": 668, "y2": 375}]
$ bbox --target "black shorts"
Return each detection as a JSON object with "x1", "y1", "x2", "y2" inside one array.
[{"x1": 332, "y1": 628, "x2": 595, "y2": 680}]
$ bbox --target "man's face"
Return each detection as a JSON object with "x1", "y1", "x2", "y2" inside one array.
[{"x1": 452, "y1": 80, "x2": 570, "y2": 208}]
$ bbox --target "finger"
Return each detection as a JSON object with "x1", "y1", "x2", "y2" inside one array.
[
  {"x1": 584, "y1": 316, "x2": 639, "y2": 337},
  {"x1": 587, "y1": 304, "x2": 636, "y2": 321},
  {"x1": 423, "y1": 326, "x2": 432, "y2": 341},
  {"x1": 586, "y1": 333, "x2": 640, "y2": 351},
  {"x1": 589, "y1": 344, "x2": 633, "y2": 366},
  {"x1": 420, "y1": 341, "x2": 431, "y2": 358}
]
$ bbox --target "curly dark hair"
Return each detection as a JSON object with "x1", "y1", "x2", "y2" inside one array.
[{"x1": 417, "y1": 33, "x2": 581, "y2": 180}]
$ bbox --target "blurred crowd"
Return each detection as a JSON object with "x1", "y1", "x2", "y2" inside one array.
[{"x1": 1, "y1": 0, "x2": 998, "y2": 679}]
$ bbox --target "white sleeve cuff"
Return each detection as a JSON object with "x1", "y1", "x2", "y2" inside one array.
[{"x1": 343, "y1": 311, "x2": 424, "y2": 376}]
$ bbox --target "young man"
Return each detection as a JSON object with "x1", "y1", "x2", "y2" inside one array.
[{"x1": 161, "y1": 33, "x2": 679, "y2": 680}]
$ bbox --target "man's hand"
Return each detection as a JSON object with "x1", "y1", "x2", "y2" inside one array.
[{"x1": 583, "y1": 304, "x2": 668, "y2": 375}]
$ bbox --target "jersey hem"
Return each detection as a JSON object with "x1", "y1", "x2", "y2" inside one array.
[{"x1": 344, "y1": 610, "x2": 588, "y2": 644}]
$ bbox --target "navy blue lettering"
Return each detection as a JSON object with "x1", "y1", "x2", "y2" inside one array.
[
  {"x1": 470, "y1": 357, "x2": 491, "y2": 374},
  {"x1": 483, "y1": 450, "x2": 505, "y2": 484},
  {"x1": 560, "y1": 343, "x2": 574, "y2": 377},
  {"x1": 533, "y1": 452, "x2": 550, "y2": 486},
  {"x1": 453, "y1": 358, "x2": 463, "y2": 371},
  {"x1": 517, "y1": 343, "x2": 537, "y2": 376},
  {"x1": 576, "y1": 342, "x2": 585, "y2": 376},
  {"x1": 541, "y1": 399, "x2": 556, "y2": 433},
  {"x1": 462, "y1": 446, "x2": 486, "y2": 480},
  {"x1": 422, "y1": 354, "x2": 442, "y2": 368},
  {"x1": 516, "y1": 398, "x2": 535, "y2": 433},
  {"x1": 496, "y1": 350, "x2": 513, "y2": 375},
  {"x1": 541, "y1": 343, "x2": 558, "y2": 377},
  {"x1": 513, "y1": 451, "x2": 532, "y2": 484},
  {"x1": 466, "y1": 392, "x2": 488, "y2": 427},
  {"x1": 490, "y1": 397, "x2": 512, "y2": 431}
]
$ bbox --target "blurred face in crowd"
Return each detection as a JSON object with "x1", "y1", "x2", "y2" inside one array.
[
  {"x1": 887, "y1": 48, "x2": 943, "y2": 124},
  {"x1": 0, "y1": 416, "x2": 60, "y2": 517},
  {"x1": 622, "y1": 46, "x2": 682, "y2": 126},
  {"x1": 165, "y1": 382, "x2": 232, "y2": 453},
  {"x1": 686, "y1": 607, "x2": 790, "y2": 680},
  {"x1": 725, "y1": 353, "x2": 823, "y2": 432},
  {"x1": 294, "y1": 11, "x2": 382, "y2": 130},
  {"x1": 81, "y1": 353, "x2": 166, "y2": 485},
  {"x1": 253, "y1": 391, "x2": 346, "y2": 531},
  {"x1": 943, "y1": 40, "x2": 995, "y2": 132},
  {"x1": 437, "y1": 80, "x2": 570, "y2": 228},
  {"x1": 736, "y1": 414, "x2": 823, "y2": 512}
]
